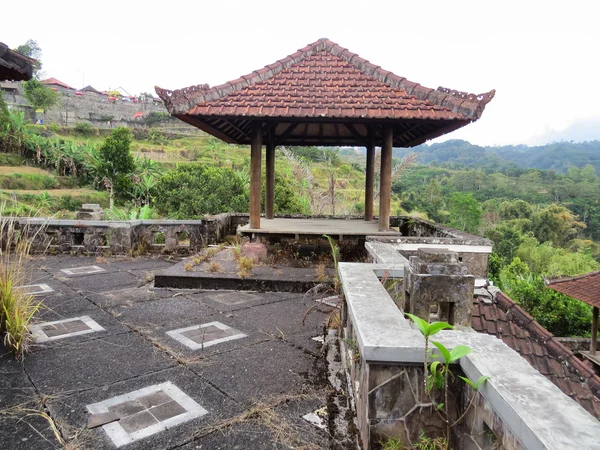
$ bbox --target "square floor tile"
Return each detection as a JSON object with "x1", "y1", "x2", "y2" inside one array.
[
  {"x1": 61, "y1": 266, "x2": 106, "y2": 276},
  {"x1": 30, "y1": 316, "x2": 104, "y2": 343},
  {"x1": 166, "y1": 322, "x2": 246, "y2": 350},
  {"x1": 86, "y1": 381, "x2": 207, "y2": 447},
  {"x1": 16, "y1": 283, "x2": 54, "y2": 295}
]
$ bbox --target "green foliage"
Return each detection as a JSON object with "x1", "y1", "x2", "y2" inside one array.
[
  {"x1": 23, "y1": 79, "x2": 61, "y2": 111},
  {"x1": 96, "y1": 127, "x2": 135, "y2": 204},
  {"x1": 74, "y1": 122, "x2": 96, "y2": 136},
  {"x1": 406, "y1": 313, "x2": 489, "y2": 446},
  {"x1": 0, "y1": 173, "x2": 58, "y2": 190},
  {"x1": 13, "y1": 39, "x2": 42, "y2": 75},
  {"x1": 498, "y1": 270, "x2": 592, "y2": 337},
  {"x1": 261, "y1": 170, "x2": 309, "y2": 214},
  {"x1": 448, "y1": 192, "x2": 482, "y2": 233},
  {"x1": 0, "y1": 153, "x2": 24, "y2": 166},
  {"x1": 155, "y1": 164, "x2": 249, "y2": 219}
]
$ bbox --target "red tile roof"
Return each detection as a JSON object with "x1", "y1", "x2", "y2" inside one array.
[
  {"x1": 155, "y1": 38, "x2": 494, "y2": 146},
  {"x1": 40, "y1": 77, "x2": 74, "y2": 90},
  {"x1": 473, "y1": 292, "x2": 600, "y2": 419},
  {"x1": 547, "y1": 270, "x2": 600, "y2": 308}
]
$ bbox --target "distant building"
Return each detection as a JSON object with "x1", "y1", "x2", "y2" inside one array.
[
  {"x1": 40, "y1": 77, "x2": 75, "y2": 92},
  {"x1": 81, "y1": 85, "x2": 102, "y2": 95}
]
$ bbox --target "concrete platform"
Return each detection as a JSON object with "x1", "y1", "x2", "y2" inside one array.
[
  {"x1": 239, "y1": 218, "x2": 400, "y2": 240},
  {"x1": 1, "y1": 255, "x2": 331, "y2": 450}
]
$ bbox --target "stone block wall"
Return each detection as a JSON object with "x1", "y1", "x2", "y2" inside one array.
[
  {"x1": 20, "y1": 214, "x2": 240, "y2": 255},
  {"x1": 2, "y1": 82, "x2": 201, "y2": 132}
]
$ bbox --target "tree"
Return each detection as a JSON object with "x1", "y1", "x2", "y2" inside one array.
[
  {"x1": 155, "y1": 164, "x2": 249, "y2": 219},
  {"x1": 448, "y1": 192, "x2": 482, "y2": 233},
  {"x1": 22, "y1": 79, "x2": 60, "y2": 112},
  {"x1": 96, "y1": 127, "x2": 135, "y2": 209},
  {"x1": 529, "y1": 204, "x2": 586, "y2": 247},
  {"x1": 13, "y1": 39, "x2": 42, "y2": 76}
]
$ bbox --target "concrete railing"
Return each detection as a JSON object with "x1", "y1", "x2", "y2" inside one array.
[{"x1": 338, "y1": 261, "x2": 600, "y2": 449}]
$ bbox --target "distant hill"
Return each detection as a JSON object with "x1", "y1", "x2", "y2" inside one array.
[{"x1": 391, "y1": 139, "x2": 600, "y2": 173}]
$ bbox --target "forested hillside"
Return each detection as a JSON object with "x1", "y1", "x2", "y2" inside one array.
[{"x1": 391, "y1": 139, "x2": 600, "y2": 174}]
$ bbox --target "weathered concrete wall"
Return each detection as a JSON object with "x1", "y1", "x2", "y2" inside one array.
[{"x1": 19, "y1": 214, "x2": 239, "y2": 255}]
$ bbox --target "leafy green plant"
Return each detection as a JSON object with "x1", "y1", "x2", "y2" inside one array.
[
  {"x1": 381, "y1": 437, "x2": 404, "y2": 450},
  {"x1": 405, "y1": 313, "x2": 489, "y2": 448}
]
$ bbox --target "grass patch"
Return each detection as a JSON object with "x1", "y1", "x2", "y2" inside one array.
[
  {"x1": 0, "y1": 173, "x2": 58, "y2": 190},
  {"x1": 0, "y1": 154, "x2": 25, "y2": 166}
]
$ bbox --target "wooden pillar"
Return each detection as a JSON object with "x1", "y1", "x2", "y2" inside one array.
[
  {"x1": 265, "y1": 136, "x2": 275, "y2": 220},
  {"x1": 364, "y1": 127, "x2": 375, "y2": 221},
  {"x1": 592, "y1": 306, "x2": 599, "y2": 355},
  {"x1": 378, "y1": 125, "x2": 393, "y2": 231},
  {"x1": 250, "y1": 123, "x2": 262, "y2": 229}
]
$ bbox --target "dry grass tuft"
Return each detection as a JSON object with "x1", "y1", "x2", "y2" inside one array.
[
  {"x1": 193, "y1": 391, "x2": 323, "y2": 449},
  {"x1": 231, "y1": 246, "x2": 241, "y2": 261},
  {"x1": 207, "y1": 261, "x2": 221, "y2": 273},
  {"x1": 315, "y1": 263, "x2": 329, "y2": 282},
  {"x1": 237, "y1": 256, "x2": 254, "y2": 278},
  {"x1": 95, "y1": 256, "x2": 108, "y2": 264},
  {"x1": 184, "y1": 262, "x2": 194, "y2": 272},
  {"x1": 0, "y1": 203, "x2": 47, "y2": 358}
]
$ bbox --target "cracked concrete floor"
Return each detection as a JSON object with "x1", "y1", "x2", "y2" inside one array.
[{"x1": 0, "y1": 255, "x2": 334, "y2": 450}]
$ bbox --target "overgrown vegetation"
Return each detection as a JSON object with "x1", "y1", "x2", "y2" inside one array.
[{"x1": 0, "y1": 203, "x2": 44, "y2": 358}]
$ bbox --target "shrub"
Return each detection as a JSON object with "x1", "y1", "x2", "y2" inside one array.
[
  {"x1": 155, "y1": 164, "x2": 249, "y2": 219},
  {"x1": 74, "y1": 122, "x2": 96, "y2": 136}
]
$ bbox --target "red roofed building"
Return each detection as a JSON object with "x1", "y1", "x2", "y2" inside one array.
[
  {"x1": 40, "y1": 77, "x2": 75, "y2": 91},
  {"x1": 156, "y1": 38, "x2": 495, "y2": 232}
]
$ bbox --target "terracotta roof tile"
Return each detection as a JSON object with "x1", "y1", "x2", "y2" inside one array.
[
  {"x1": 547, "y1": 270, "x2": 600, "y2": 308},
  {"x1": 473, "y1": 293, "x2": 600, "y2": 420},
  {"x1": 156, "y1": 38, "x2": 494, "y2": 122}
]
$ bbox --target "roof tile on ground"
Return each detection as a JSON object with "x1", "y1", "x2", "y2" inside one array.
[{"x1": 473, "y1": 293, "x2": 600, "y2": 419}]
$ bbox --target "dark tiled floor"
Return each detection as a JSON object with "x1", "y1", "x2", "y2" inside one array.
[{"x1": 2, "y1": 256, "x2": 330, "y2": 450}]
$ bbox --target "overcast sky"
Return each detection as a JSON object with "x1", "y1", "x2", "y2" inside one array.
[{"x1": 3, "y1": 0, "x2": 598, "y2": 146}]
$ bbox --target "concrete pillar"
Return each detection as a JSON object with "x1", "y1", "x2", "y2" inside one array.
[
  {"x1": 403, "y1": 248, "x2": 474, "y2": 326},
  {"x1": 378, "y1": 125, "x2": 393, "y2": 231},
  {"x1": 364, "y1": 128, "x2": 375, "y2": 221},
  {"x1": 250, "y1": 123, "x2": 262, "y2": 229},
  {"x1": 265, "y1": 140, "x2": 275, "y2": 219}
]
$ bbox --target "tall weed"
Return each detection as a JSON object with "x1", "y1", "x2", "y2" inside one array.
[{"x1": 0, "y1": 202, "x2": 46, "y2": 358}]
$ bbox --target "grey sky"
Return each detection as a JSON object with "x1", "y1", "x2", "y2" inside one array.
[{"x1": 3, "y1": 0, "x2": 598, "y2": 146}]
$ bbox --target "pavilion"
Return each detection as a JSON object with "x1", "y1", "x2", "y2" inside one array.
[
  {"x1": 0, "y1": 42, "x2": 36, "y2": 81},
  {"x1": 155, "y1": 38, "x2": 494, "y2": 232}
]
